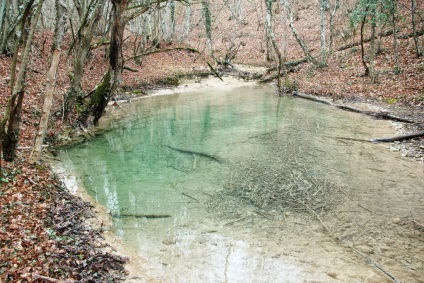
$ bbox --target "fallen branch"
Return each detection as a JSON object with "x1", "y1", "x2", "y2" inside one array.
[
  {"x1": 88, "y1": 252, "x2": 129, "y2": 264},
  {"x1": 293, "y1": 92, "x2": 415, "y2": 123},
  {"x1": 259, "y1": 69, "x2": 296, "y2": 83},
  {"x1": 301, "y1": 202, "x2": 400, "y2": 283},
  {"x1": 124, "y1": 47, "x2": 200, "y2": 64},
  {"x1": 338, "y1": 28, "x2": 424, "y2": 51},
  {"x1": 266, "y1": 58, "x2": 308, "y2": 73},
  {"x1": 369, "y1": 131, "x2": 424, "y2": 143},
  {"x1": 55, "y1": 206, "x2": 92, "y2": 229},
  {"x1": 182, "y1": 192, "x2": 199, "y2": 202},
  {"x1": 33, "y1": 274, "x2": 75, "y2": 283},
  {"x1": 225, "y1": 216, "x2": 248, "y2": 226},
  {"x1": 124, "y1": 47, "x2": 223, "y2": 81},
  {"x1": 122, "y1": 65, "x2": 139, "y2": 72},
  {"x1": 112, "y1": 213, "x2": 171, "y2": 219},
  {"x1": 412, "y1": 220, "x2": 424, "y2": 230}
]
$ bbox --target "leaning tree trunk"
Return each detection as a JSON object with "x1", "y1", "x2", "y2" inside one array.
[
  {"x1": 64, "y1": 0, "x2": 103, "y2": 118},
  {"x1": 30, "y1": 0, "x2": 67, "y2": 164},
  {"x1": 1, "y1": 0, "x2": 43, "y2": 162},
  {"x1": 284, "y1": 0, "x2": 323, "y2": 67},
  {"x1": 78, "y1": 0, "x2": 128, "y2": 126}
]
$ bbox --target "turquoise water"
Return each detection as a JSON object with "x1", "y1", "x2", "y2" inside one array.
[{"x1": 59, "y1": 79, "x2": 424, "y2": 281}]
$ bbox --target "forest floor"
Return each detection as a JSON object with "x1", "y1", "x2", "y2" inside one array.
[{"x1": 1, "y1": 3, "x2": 424, "y2": 282}]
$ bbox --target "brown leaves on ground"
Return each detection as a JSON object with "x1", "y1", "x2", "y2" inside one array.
[
  {"x1": 0, "y1": 161, "x2": 127, "y2": 282},
  {"x1": 0, "y1": 0, "x2": 423, "y2": 281}
]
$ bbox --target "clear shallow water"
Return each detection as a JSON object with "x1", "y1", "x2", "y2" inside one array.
[{"x1": 59, "y1": 78, "x2": 424, "y2": 282}]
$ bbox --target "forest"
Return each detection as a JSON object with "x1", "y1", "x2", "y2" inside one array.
[{"x1": 0, "y1": 0, "x2": 423, "y2": 281}]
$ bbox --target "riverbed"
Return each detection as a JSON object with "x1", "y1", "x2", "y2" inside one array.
[{"x1": 55, "y1": 77, "x2": 424, "y2": 282}]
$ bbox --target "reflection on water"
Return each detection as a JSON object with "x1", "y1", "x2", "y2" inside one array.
[{"x1": 59, "y1": 78, "x2": 424, "y2": 282}]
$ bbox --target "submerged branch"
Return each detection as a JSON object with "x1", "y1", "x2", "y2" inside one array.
[
  {"x1": 164, "y1": 145, "x2": 224, "y2": 163},
  {"x1": 112, "y1": 214, "x2": 171, "y2": 219}
]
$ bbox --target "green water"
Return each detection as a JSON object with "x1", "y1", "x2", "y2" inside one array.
[{"x1": 59, "y1": 79, "x2": 424, "y2": 282}]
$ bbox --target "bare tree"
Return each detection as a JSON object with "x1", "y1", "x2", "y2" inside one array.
[
  {"x1": 64, "y1": 0, "x2": 104, "y2": 118},
  {"x1": 180, "y1": 0, "x2": 191, "y2": 42},
  {"x1": 202, "y1": 0, "x2": 212, "y2": 56},
  {"x1": 1, "y1": 0, "x2": 45, "y2": 162},
  {"x1": 390, "y1": 0, "x2": 399, "y2": 73},
  {"x1": 30, "y1": 0, "x2": 67, "y2": 164},
  {"x1": 411, "y1": 0, "x2": 421, "y2": 58},
  {"x1": 283, "y1": 0, "x2": 323, "y2": 67},
  {"x1": 360, "y1": 6, "x2": 370, "y2": 76},
  {"x1": 320, "y1": 0, "x2": 328, "y2": 63},
  {"x1": 369, "y1": 2, "x2": 377, "y2": 83},
  {"x1": 265, "y1": 0, "x2": 286, "y2": 93},
  {"x1": 328, "y1": 0, "x2": 339, "y2": 56}
]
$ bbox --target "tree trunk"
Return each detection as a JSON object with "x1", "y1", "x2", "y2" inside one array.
[
  {"x1": 369, "y1": 7, "x2": 377, "y2": 83},
  {"x1": 109, "y1": 0, "x2": 127, "y2": 89},
  {"x1": 391, "y1": 1, "x2": 399, "y2": 73},
  {"x1": 264, "y1": 1, "x2": 274, "y2": 62},
  {"x1": 411, "y1": 0, "x2": 420, "y2": 57},
  {"x1": 0, "y1": 0, "x2": 10, "y2": 54},
  {"x1": 1, "y1": 0, "x2": 43, "y2": 162},
  {"x1": 320, "y1": 0, "x2": 327, "y2": 63},
  {"x1": 78, "y1": 0, "x2": 128, "y2": 126},
  {"x1": 202, "y1": 0, "x2": 213, "y2": 56},
  {"x1": 284, "y1": 0, "x2": 323, "y2": 67},
  {"x1": 64, "y1": 0, "x2": 103, "y2": 118},
  {"x1": 0, "y1": 0, "x2": 7, "y2": 52},
  {"x1": 265, "y1": 0, "x2": 286, "y2": 92},
  {"x1": 151, "y1": 2, "x2": 161, "y2": 48},
  {"x1": 30, "y1": 0, "x2": 67, "y2": 164},
  {"x1": 78, "y1": 70, "x2": 111, "y2": 126},
  {"x1": 180, "y1": 0, "x2": 191, "y2": 42},
  {"x1": 328, "y1": 0, "x2": 339, "y2": 57},
  {"x1": 170, "y1": 0, "x2": 176, "y2": 41},
  {"x1": 360, "y1": 9, "x2": 369, "y2": 77}
]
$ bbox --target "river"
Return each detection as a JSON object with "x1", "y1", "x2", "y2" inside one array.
[{"x1": 56, "y1": 77, "x2": 424, "y2": 282}]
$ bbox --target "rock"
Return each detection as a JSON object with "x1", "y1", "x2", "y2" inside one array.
[
  {"x1": 391, "y1": 218, "x2": 401, "y2": 225},
  {"x1": 162, "y1": 237, "x2": 177, "y2": 245}
]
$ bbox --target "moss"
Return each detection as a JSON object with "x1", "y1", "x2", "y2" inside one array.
[
  {"x1": 163, "y1": 76, "x2": 180, "y2": 86},
  {"x1": 90, "y1": 70, "x2": 111, "y2": 106}
]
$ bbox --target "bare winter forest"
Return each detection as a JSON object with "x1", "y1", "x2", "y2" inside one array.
[{"x1": 0, "y1": 0, "x2": 423, "y2": 281}]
